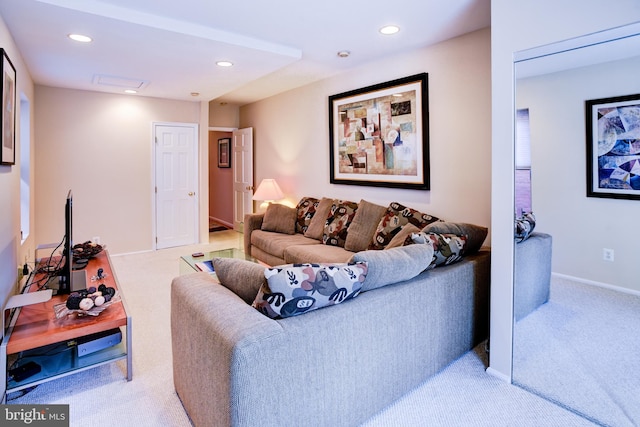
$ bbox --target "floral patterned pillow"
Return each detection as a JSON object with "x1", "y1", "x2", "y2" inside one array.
[
  {"x1": 515, "y1": 212, "x2": 536, "y2": 243},
  {"x1": 369, "y1": 202, "x2": 439, "y2": 250},
  {"x1": 322, "y1": 200, "x2": 359, "y2": 247},
  {"x1": 409, "y1": 232, "x2": 467, "y2": 269},
  {"x1": 295, "y1": 197, "x2": 320, "y2": 234},
  {"x1": 252, "y1": 262, "x2": 368, "y2": 319}
]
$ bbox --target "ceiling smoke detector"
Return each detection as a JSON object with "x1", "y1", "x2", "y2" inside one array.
[{"x1": 337, "y1": 50, "x2": 351, "y2": 58}]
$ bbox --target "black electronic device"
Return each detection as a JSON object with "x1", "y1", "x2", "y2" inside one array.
[{"x1": 9, "y1": 361, "x2": 41, "y2": 382}]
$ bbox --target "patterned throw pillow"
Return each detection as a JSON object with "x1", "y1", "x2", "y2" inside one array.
[
  {"x1": 515, "y1": 212, "x2": 536, "y2": 243},
  {"x1": 322, "y1": 200, "x2": 359, "y2": 247},
  {"x1": 295, "y1": 197, "x2": 319, "y2": 234},
  {"x1": 409, "y1": 232, "x2": 467, "y2": 269},
  {"x1": 369, "y1": 202, "x2": 439, "y2": 250},
  {"x1": 252, "y1": 262, "x2": 368, "y2": 319}
]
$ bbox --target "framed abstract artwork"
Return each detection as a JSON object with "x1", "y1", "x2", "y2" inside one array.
[
  {"x1": 1, "y1": 49, "x2": 16, "y2": 166},
  {"x1": 218, "y1": 137, "x2": 231, "y2": 168},
  {"x1": 328, "y1": 73, "x2": 429, "y2": 190},
  {"x1": 586, "y1": 93, "x2": 640, "y2": 200}
]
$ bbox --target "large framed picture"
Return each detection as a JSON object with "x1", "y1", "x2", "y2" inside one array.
[
  {"x1": 1, "y1": 49, "x2": 16, "y2": 166},
  {"x1": 218, "y1": 137, "x2": 231, "y2": 168},
  {"x1": 586, "y1": 93, "x2": 640, "y2": 200},
  {"x1": 329, "y1": 73, "x2": 429, "y2": 190}
]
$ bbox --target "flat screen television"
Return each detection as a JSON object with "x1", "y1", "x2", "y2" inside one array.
[{"x1": 57, "y1": 190, "x2": 74, "y2": 294}]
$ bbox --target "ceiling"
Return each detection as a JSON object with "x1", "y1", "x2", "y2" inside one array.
[{"x1": 0, "y1": 0, "x2": 490, "y2": 105}]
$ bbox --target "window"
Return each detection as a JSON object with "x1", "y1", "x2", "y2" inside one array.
[{"x1": 20, "y1": 94, "x2": 30, "y2": 244}]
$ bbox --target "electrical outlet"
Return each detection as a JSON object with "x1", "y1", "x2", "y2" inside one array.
[
  {"x1": 92, "y1": 236, "x2": 101, "y2": 244},
  {"x1": 603, "y1": 248, "x2": 614, "y2": 262}
]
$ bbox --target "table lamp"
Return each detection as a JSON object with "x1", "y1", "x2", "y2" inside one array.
[{"x1": 252, "y1": 178, "x2": 284, "y2": 211}]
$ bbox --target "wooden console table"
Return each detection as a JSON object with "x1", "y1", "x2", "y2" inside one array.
[{"x1": 0, "y1": 250, "x2": 132, "y2": 402}]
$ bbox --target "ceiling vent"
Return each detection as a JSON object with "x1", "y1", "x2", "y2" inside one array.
[{"x1": 93, "y1": 74, "x2": 149, "y2": 90}]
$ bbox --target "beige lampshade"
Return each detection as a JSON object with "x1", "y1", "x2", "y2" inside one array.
[{"x1": 252, "y1": 179, "x2": 284, "y2": 201}]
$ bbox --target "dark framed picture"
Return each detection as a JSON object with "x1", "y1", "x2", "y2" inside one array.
[
  {"x1": 586, "y1": 93, "x2": 640, "y2": 200},
  {"x1": 218, "y1": 138, "x2": 231, "y2": 168},
  {"x1": 328, "y1": 73, "x2": 429, "y2": 190},
  {"x1": 1, "y1": 49, "x2": 16, "y2": 166}
]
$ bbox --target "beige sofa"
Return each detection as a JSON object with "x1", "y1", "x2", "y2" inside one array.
[{"x1": 244, "y1": 197, "x2": 488, "y2": 267}]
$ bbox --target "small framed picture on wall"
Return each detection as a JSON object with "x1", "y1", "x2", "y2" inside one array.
[
  {"x1": 218, "y1": 138, "x2": 231, "y2": 168},
  {"x1": 1, "y1": 49, "x2": 16, "y2": 166}
]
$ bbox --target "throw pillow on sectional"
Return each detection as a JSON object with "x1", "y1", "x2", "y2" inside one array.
[
  {"x1": 212, "y1": 258, "x2": 267, "y2": 305},
  {"x1": 252, "y1": 262, "x2": 368, "y2": 319},
  {"x1": 322, "y1": 200, "x2": 359, "y2": 247},
  {"x1": 304, "y1": 197, "x2": 335, "y2": 240},
  {"x1": 422, "y1": 221, "x2": 488, "y2": 253},
  {"x1": 409, "y1": 232, "x2": 467, "y2": 269},
  {"x1": 515, "y1": 212, "x2": 536, "y2": 243},
  {"x1": 295, "y1": 197, "x2": 319, "y2": 234},
  {"x1": 261, "y1": 203, "x2": 297, "y2": 235},
  {"x1": 344, "y1": 199, "x2": 387, "y2": 252},
  {"x1": 369, "y1": 202, "x2": 439, "y2": 250}
]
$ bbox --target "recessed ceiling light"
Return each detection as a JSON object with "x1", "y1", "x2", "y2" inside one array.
[
  {"x1": 337, "y1": 50, "x2": 351, "y2": 58},
  {"x1": 379, "y1": 25, "x2": 400, "y2": 35},
  {"x1": 124, "y1": 89, "x2": 137, "y2": 94},
  {"x1": 216, "y1": 61, "x2": 233, "y2": 67},
  {"x1": 68, "y1": 34, "x2": 92, "y2": 43}
]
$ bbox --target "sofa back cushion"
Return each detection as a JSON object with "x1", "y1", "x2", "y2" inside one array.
[
  {"x1": 304, "y1": 197, "x2": 334, "y2": 240},
  {"x1": 369, "y1": 202, "x2": 439, "y2": 250},
  {"x1": 349, "y1": 244, "x2": 433, "y2": 292},
  {"x1": 252, "y1": 262, "x2": 368, "y2": 318},
  {"x1": 344, "y1": 200, "x2": 387, "y2": 252},
  {"x1": 261, "y1": 203, "x2": 297, "y2": 235},
  {"x1": 322, "y1": 200, "x2": 358, "y2": 247},
  {"x1": 295, "y1": 197, "x2": 319, "y2": 234}
]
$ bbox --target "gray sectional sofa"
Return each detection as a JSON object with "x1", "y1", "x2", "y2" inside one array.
[{"x1": 171, "y1": 197, "x2": 491, "y2": 426}]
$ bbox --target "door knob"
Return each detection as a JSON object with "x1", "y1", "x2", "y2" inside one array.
[
  {"x1": 188, "y1": 192, "x2": 195, "y2": 196},
  {"x1": 245, "y1": 186, "x2": 253, "y2": 191}
]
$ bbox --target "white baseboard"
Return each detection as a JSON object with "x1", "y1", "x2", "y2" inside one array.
[
  {"x1": 485, "y1": 367, "x2": 511, "y2": 383},
  {"x1": 552, "y1": 272, "x2": 640, "y2": 297}
]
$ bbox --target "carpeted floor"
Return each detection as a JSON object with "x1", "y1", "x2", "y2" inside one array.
[{"x1": 7, "y1": 231, "x2": 596, "y2": 426}]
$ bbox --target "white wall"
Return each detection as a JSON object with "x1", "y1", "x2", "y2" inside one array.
[
  {"x1": 490, "y1": 0, "x2": 640, "y2": 380},
  {"x1": 34, "y1": 86, "x2": 201, "y2": 254},
  {"x1": 518, "y1": 56, "x2": 640, "y2": 292},
  {"x1": 240, "y1": 28, "x2": 492, "y2": 236},
  {"x1": 0, "y1": 14, "x2": 35, "y2": 308}
]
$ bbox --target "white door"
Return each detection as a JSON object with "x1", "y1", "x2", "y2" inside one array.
[
  {"x1": 154, "y1": 123, "x2": 198, "y2": 249},
  {"x1": 232, "y1": 127, "x2": 254, "y2": 232}
]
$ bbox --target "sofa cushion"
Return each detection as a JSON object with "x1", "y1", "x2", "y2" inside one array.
[
  {"x1": 349, "y1": 244, "x2": 434, "y2": 292},
  {"x1": 261, "y1": 203, "x2": 297, "y2": 235},
  {"x1": 384, "y1": 223, "x2": 420, "y2": 249},
  {"x1": 422, "y1": 221, "x2": 488, "y2": 253},
  {"x1": 304, "y1": 197, "x2": 334, "y2": 240},
  {"x1": 370, "y1": 202, "x2": 439, "y2": 250},
  {"x1": 251, "y1": 230, "x2": 320, "y2": 260},
  {"x1": 295, "y1": 197, "x2": 319, "y2": 234},
  {"x1": 252, "y1": 262, "x2": 368, "y2": 318},
  {"x1": 344, "y1": 200, "x2": 387, "y2": 252},
  {"x1": 284, "y1": 243, "x2": 355, "y2": 264},
  {"x1": 212, "y1": 258, "x2": 266, "y2": 305},
  {"x1": 409, "y1": 232, "x2": 467, "y2": 269},
  {"x1": 323, "y1": 200, "x2": 359, "y2": 247}
]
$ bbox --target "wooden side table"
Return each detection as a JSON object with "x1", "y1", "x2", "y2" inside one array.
[{"x1": 0, "y1": 250, "x2": 132, "y2": 402}]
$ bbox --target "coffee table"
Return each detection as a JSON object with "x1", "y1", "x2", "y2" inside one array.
[{"x1": 179, "y1": 248, "x2": 256, "y2": 275}]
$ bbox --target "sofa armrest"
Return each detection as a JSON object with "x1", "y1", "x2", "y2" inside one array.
[
  {"x1": 171, "y1": 272, "x2": 282, "y2": 427},
  {"x1": 243, "y1": 213, "x2": 265, "y2": 256}
]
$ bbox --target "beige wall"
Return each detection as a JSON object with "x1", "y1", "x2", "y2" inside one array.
[
  {"x1": 34, "y1": 86, "x2": 201, "y2": 254},
  {"x1": 0, "y1": 14, "x2": 35, "y2": 306},
  {"x1": 240, "y1": 28, "x2": 492, "y2": 239}
]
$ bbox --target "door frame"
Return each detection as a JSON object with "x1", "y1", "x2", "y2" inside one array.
[{"x1": 151, "y1": 121, "x2": 199, "y2": 250}]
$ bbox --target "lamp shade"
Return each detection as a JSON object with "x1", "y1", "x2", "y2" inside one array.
[{"x1": 252, "y1": 179, "x2": 284, "y2": 201}]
